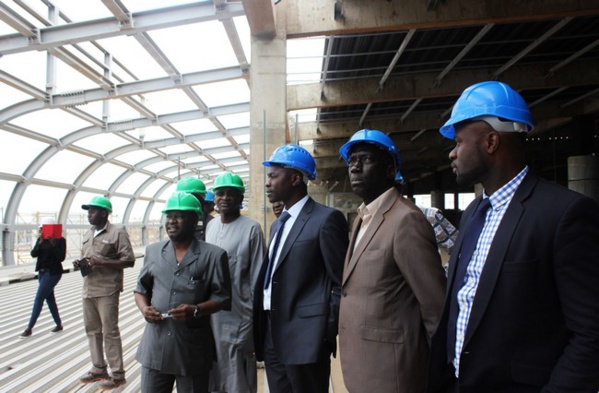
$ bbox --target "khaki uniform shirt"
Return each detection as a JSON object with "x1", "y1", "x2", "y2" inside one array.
[{"x1": 82, "y1": 221, "x2": 135, "y2": 298}]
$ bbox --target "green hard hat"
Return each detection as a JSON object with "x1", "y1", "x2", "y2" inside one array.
[
  {"x1": 162, "y1": 192, "x2": 202, "y2": 217},
  {"x1": 176, "y1": 177, "x2": 207, "y2": 196},
  {"x1": 82, "y1": 196, "x2": 112, "y2": 213},
  {"x1": 213, "y1": 172, "x2": 245, "y2": 195}
]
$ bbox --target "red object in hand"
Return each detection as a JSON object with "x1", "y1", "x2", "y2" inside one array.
[{"x1": 42, "y1": 224, "x2": 62, "y2": 239}]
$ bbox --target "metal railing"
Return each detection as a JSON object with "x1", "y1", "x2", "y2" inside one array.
[{"x1": 1, "y1": 212, "x2": 163, "y2": 267}]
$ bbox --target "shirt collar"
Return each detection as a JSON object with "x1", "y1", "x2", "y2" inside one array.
[
  {"x1": 282, "y1": 194, "x2": 309, "y2": 219},
  {"x1": 357, "y1": 186, "x2": 395, "y2": 219},
  {"x1": 486, "y1": 166, "x2": 528, "y2": 210},
  {"x1": 95, "y1": 222, "x2": 108, "y2": 231}
]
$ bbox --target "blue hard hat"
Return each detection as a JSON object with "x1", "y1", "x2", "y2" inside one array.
[
  {"x1": 263, "y1": 144, "x2": 317, "y2": 180},
  {"x1": 440, "y1": 81, "x2": 534, "y2": 139},
  {"x1": 339, "y1": 129, "x2": 402, "y2": 171},
  {"x1": 205, "y1": 191, "x2": 214, "y2": 202},
  {"x1": 395, "y1": 171, "x2": 404, "y2": 184}
]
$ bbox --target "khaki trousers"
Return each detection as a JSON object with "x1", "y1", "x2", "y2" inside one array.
[{"x1": 82, "y1": 292, "x2": 125, "y2": 379}]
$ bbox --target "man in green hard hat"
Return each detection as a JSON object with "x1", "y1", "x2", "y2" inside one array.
[
  {"x1": 134, "y1": 191, "x2": 231, "y2": 393},
  {"x1": 206, "y1": 173, "x2": 266, "y2": 393},
  {"x1": 176, "y1": 177, "x2": 213, "y2": 240},
  {"x1": 77, "y1": 195, "x2": 136, "y2": 390}
]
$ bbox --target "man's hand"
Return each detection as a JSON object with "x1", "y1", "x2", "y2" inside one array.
[
  {"x1": 72, "y1": 258, "x2": 87, "y2": 270},
  {"x1": 141, "y1": 305, "x2": 165, "y2": 324},
  {"x1": 168, "y1": 304, "x2": 195, "y2": 322},
  {"x1": 87, "y1": 256, "x2": 102, "y2": 268}
]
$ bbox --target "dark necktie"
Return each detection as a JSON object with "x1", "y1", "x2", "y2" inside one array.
[
  {"x1": 263, "y1": 211, "x2": 291, "y2": 289},
  {"x1": 447, "y1": 197, "x2": 492, "y2": 362}
]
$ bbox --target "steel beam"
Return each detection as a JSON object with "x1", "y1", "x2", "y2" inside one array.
[
  {"x1": 0, "y1": 2, "x2": 37, "y2": 37},
  {"x1": 50, "y1": 66, "x2": 245, "y2": 107},
  {"x1": 0, "y1": 2, "x2": 245, "y2": 55},
  {"x1": 289, "y1": 59, "x2": 599, "y2": 110},
  {"x1": 0, "y1": 71, "x2": 47, "y2": 101}
]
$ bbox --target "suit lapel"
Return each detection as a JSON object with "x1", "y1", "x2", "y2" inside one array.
[
  {"x1": 175, "y1": 239, "x2": 201, "y2": 270},
  {"x1": 342, "y1": 216, "x2": 362, "y2": 285},
  {"x1": 343, "y1": 189, "x2": 398, "y2": 284},
  {"x1": 463, "y1": 173, "x2": 537, "y2": 346},
  {"x1": 162, "y1": 241, "x2": 178, "y2": 269},
  {"x1": 273, "y1": 198, "x2": 313, "y2": 273},
  {"x1": 446, "y1": 199, "x2": 480, "y2": 295}
]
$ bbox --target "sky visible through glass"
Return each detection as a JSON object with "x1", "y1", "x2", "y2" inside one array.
[{"x1": 0, "y1": 0, "x2": 324, "y2": 223}]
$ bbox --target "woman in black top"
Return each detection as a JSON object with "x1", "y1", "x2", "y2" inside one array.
[{"x1": 20, "y1": 220, "x2": 67, "y2": 338}]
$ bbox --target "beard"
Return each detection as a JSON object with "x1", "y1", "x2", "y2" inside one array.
[{"x1": 454, "y1": 150, "x2": 489, "y2": 187}]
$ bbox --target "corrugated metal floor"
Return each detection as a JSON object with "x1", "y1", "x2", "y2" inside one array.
[
  {"x1": 0, "y1": 260, "x2": 344, "y2": 393},
  {"x1": 0, "y1": 261, "x2": 152, "y2": 392}
]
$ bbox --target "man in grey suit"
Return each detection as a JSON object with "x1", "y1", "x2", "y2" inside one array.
[
  {"x1": 253, "y1": 144, "x2": 349, "y2": 393},
  {"x1": 134, "y1": 192, "x2": 231, "y2": 393},
  {"x1": 338, "y1": 129, "x2": 446, "y2": 393}
]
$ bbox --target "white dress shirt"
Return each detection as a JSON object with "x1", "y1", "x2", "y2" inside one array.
[{"x1": 263, "y1": 195, "x2": 309, "y2": 310}]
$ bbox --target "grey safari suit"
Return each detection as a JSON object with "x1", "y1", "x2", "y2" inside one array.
[{"x1": 135, "y1": 239, "x2": 231, "y2": 376}]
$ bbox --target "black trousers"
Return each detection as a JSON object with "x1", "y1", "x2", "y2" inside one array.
[
  {"x1": 262, "y1": 314, "x2": 330, "y2": 393},
  {"x1": 140, "y1": 366, "x2": 208, "y2": 393}
]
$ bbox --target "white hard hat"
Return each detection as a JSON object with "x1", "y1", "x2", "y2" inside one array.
[{"x1": 40, "y1": 217, "x2": 56, "y2": 226}]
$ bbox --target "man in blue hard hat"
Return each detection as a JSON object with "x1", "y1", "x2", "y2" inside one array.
[
  {"x1": 337, "y1": 129, "x2": 446, "y2": 392},
  {"x1": 253, "y1": 144, "x2": 348, "y2": 393},
  {"x1": 427, "y1": 81, "x2": 599, "y2": 392},
  {"x1": 77, "y1": 196, "x2": 136, "y2": 390},
  {"x1": 204, "y1": 191, "x2": 216, "y2": 216},
  {"x1": 134, "y1": 192, "x2": 231, "y2": 393}
]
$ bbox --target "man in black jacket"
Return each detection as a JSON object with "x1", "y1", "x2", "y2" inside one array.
[{"x1": 427, "y1": 81, "x2": 599, "y2": 392}]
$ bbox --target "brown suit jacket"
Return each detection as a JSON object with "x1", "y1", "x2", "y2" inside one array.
[{"x1": 339, "y1": 188, "x2": 446, "y2": 393}]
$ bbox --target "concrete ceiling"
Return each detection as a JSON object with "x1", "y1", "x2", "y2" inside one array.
[{"x1": 247, "y1": 0, "x2": 599, "y2": 193}]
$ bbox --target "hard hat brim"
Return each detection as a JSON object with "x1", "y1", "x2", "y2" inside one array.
[
  {"x1": 263, "y1": 161, "x2": 316, "y2": 180},
  {"x1": 81, "y1": 204, "x2": 112, "y2": 213}
]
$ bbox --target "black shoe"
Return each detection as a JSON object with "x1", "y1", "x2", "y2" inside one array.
[
  {"x1": 19, "y1": 328, "x2": 32, "y2": 338},
  {"x1": 79, "y1": 371, "x2": 109, "y2": 384},
  {"x1": 99, "y1": 377, "x2": 127, "y2": 390},
  {"x1": 51, "y1": 325, "x2": 63, "y2": 333}
]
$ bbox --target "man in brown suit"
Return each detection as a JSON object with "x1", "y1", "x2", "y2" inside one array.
[{"x1": 338, "y1": 129, "x2": 446, "y2": 393}]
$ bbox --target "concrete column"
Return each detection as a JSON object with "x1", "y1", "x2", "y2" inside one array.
[
  {"x1": 308, "y1": 183, "x2": 329, "y2": 205},
  {"x1": 248, "y1": 6, "x2": 288, "y2": 233},
  {"x1": 568, "y1": 155, "x2": 599, "y2": 204}
]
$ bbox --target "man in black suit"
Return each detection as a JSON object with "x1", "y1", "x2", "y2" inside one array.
[
  {"x1": 427, "y1": 81, "x2": 599, "y2": 393},
  {"x1": 253, "y1": 144, "x2": 348, "y2": 393}
]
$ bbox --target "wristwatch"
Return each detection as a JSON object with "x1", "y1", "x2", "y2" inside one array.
[{"x1": 193, "y1": 305, "x2": 202, "y2": 319}]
